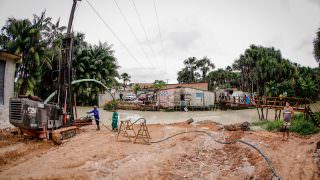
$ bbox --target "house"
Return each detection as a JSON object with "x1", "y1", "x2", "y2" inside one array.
[
  {"x1": 0, "y1": 50, "x2": 21, "y2": 128},
  {"x1": 158, "y1": 87, "x2": 215, "y2": 110}
]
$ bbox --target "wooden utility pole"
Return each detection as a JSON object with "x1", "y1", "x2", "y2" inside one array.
[{"x1": 58, "y1": 0, "x2": 81, "y2": 125}]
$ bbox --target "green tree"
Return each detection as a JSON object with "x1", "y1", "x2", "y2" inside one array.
[
  {"x1": 294, "y1": 66, "x2": 320, "y2": 99},
  {"x1": 73, "y1": 42, "x2": 119, "y2": 105},
  {"x1": 37, "y1": 18, "x2": 66, "y2": 99},
  {"x1": 233, "y1": 45, "x2": 295, "y2": 95},
  {"x1": 177, "y1": 67, "x2": 192, "y2": 83},
  {"x1": 132, "y1": 84, "x2": 141, "y2": 95},
  {"x1": 152, "y1": 80, "x2": 166, "y2": 91},
  {"x1": 313, "y1": 28, "x2": 320, "y2": 67},
  {"x1": 182, "y1": 57, "x2": 198, "y2": 82},
  {"x1": 196, "y1": 56, "x2": 215, "y2": 81},
  {"x1": 0, "y1": 11, "x2": 52, "y2": 95},
  {"x1": 121, "y1": 73, "x2": 131, "y2": 91},
  {"x1": 207, "y1": 68, "x2": 240, "y2": 90}
]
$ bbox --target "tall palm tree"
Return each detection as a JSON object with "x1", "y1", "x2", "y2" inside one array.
[
  {"x1": 183, "y1": 57, "x2": 198, "y2": 82},
  {"x1": 120, "y1": 73, "x2": 131, "y2": 91},
  {"x1": 313, "y1": 28, "x2": 320, "y2": 67},
  {"x1": 196, "y1": 56, "x2": 215, "y2": 81},
  {"x1": 37, "y1": 18, "x2": 66, "y2": 98},
  {"x1": 0, "y1": 13, "x2": 51, "y2": 95}
]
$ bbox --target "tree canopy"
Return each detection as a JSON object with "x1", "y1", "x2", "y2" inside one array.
[
  {"x1": 152, "y1": 80, "x2": 166, "y2": 91},
  {"x1": 177, "y1": 56, "x2": 215, "y2": 83},
  {"x1": 121, "y1": 73, "x2": 131, "y2": 91},
  {"x1": 0, "y1": 12, "x2": 121, "y2": 105}
]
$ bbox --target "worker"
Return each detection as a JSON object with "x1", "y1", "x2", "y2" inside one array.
[
  {"x1": 87, "y1": 106, "x2": 100, "y2": 130},
  {"x1": 282, "y1": 101, "x2": 294, "y2": 141},
  {"x1": 112, "y1": 108, "x2": 119, "y2": 131}
]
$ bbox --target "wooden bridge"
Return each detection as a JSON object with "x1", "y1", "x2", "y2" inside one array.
[{"x1": 217, "y1": 95, "x2": 319, "y2": 126}]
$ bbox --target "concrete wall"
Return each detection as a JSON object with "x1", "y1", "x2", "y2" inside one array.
[
  {"x1": 0, "y1": 59, "x2": 16, "y2": 128},
  {"x1": 158, "y1": 88, "x2": 176, "y2": 108},
  {"x1": 98, "y1": 91, "x2": 134, "y2": 107},
  {"x1": 158, "y1": 88, "x2": 215, "y2": 108}
]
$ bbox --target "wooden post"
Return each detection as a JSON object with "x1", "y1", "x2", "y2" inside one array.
[{"x1": 73, "y1": 94, "x2": 78, "y2": 120}]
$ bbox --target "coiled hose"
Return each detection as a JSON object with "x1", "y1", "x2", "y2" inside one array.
[{"x1": 150, "y1": 130, "x2": 281, "y2": 180}]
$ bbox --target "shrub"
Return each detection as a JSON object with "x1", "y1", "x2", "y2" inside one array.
[
  {"x1": 103, "y1": 100, "x2": 119, "y2": 111},
  {"x1": 289, "y1": 113, "x2": 320, "y2": 135},
  {"x1": 252, "y1": 113, "x2": 319, "y2": 135}
]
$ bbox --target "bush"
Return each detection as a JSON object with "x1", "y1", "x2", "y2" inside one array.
[
  {"x1": 289, "y1": 113, "x2": 320, "y2": 135},
  {"x1": 103, "y1": 100, "x2": 119, "y2": 111},
  {"x1": 252, "y1": 113, "x2": 320, "y2": 135}
]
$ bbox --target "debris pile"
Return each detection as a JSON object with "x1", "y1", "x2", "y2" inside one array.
[{"x1": 224, "y1": 121, "x2": 250, "y2": 131}]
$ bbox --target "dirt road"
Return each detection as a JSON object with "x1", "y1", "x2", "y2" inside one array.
[{"x1": 0, "y1": 121, "x2": 319, "y2": 180}]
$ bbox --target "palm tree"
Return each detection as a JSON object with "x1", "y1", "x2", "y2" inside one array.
[
  {"x1": 0, "y1": 13, "x2": 51, "y2": 95},
  {"x1": 37, "y1": 18, "x2": 66, "y2": 98},
  {"x1": 121, "y1": 73, "x2": 131, "y2": 91},
  {"x1": 177, "y1": 67, "x2": 192, "y2": 83},
  {"x1": 73, "y1": 42, "x2": 119, "y2": 105},
  {"x1": 196, "y1": 56, "x2": 215, "y2": 81},
  {"x1": 313, "y1": 28, "x2": 320, "y2": 67},
  {"x1": 183, "y1": 57, "x2": 198, "y2": 82}
]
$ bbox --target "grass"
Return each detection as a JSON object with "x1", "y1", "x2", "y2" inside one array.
[{"x1": 251, "y1": 113, "x2": 320, "y2": 135}]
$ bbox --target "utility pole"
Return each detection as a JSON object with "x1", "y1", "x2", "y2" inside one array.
[{"x1": 57, "y1": 0, "x2": 81, "y2": 126}]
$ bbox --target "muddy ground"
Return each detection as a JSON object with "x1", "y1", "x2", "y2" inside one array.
[{"x1": 0, "y1": 121, "x2": 319, "y2": 180}]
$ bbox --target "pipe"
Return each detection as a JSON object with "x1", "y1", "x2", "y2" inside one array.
[{"x1": 44, "y1": 78, "x2": 114, "y2": 104}]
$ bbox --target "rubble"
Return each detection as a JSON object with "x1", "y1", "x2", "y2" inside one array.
[{"x1": 224, "y1": 121, "x2": 251, "y2": 131}]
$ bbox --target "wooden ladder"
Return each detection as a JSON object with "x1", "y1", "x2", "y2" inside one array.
[
  {"x1": 117, "y1": 120, "x2": 136, "y2": 141},
  {"x1": 134, "y1": 122, "x2": 151, "y2": 145}
]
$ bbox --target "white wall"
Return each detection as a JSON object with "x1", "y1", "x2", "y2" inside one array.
[{"x1": 0, "y1": 59, "x2": 16, "y2": 128}]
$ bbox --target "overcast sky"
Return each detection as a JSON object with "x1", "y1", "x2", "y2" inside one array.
[{"x1": 0, "y1": 0, "x2": 319, "y2": 83}]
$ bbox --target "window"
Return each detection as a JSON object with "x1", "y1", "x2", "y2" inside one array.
[{"x1": 0, "y1": 60, "x2": 5, "y2": 105}]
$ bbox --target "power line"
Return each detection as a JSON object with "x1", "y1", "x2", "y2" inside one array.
[
  {"x1": 85, "y1": 0, "x2": 145, "y2": 67},
  {"x1": 130, "y1": 0, "x2": 158, "y2": 66},
  {"x1": 152, "y1": 0, "x2": 167, "y2": 73},
  {"x1": 112, "y1": 0, "x2": 155, "y2": 68}
]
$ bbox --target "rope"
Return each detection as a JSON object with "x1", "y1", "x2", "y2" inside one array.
[{"x1": 150, "y1": 130, "x2": 281, "y2": 180}]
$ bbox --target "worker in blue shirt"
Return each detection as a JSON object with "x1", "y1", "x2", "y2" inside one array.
[{"x1": 87, "y1": 106, "x2": 100, "y2": 130}]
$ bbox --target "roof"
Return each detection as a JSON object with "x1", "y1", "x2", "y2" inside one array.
[
  {"x1": 133, "y1": 82, "x2": 209, "y2": 91},
  {"x1": 0, "y1": 50, "x2": 21, "y2": 62},
  {"x1": 166, "y1": 82, "x2": 208, "y2": 91},
  {"x1": 159, "y1": 86, "x2": 214, "y2": 93}
]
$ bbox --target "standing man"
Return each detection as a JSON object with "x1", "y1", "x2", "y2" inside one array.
[
  {"x1": 282, "y1": 101, "x2": 294, "y2": 141},
  {"x1": 87, "y1": 106, "x2": 100, "y2": 130}
]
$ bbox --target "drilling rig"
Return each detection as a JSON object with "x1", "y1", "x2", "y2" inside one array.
[{"x1": 9, "y1": 0, "x2": 82, "y2": 144}]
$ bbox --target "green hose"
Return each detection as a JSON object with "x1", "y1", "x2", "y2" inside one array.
[{"x1": 44, "y1": 78, "x2": 114, "y2": 104}]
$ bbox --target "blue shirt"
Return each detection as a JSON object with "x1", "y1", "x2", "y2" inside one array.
[{"x1": 88, "y1": 108, "x2": 100, "y2": 120}]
